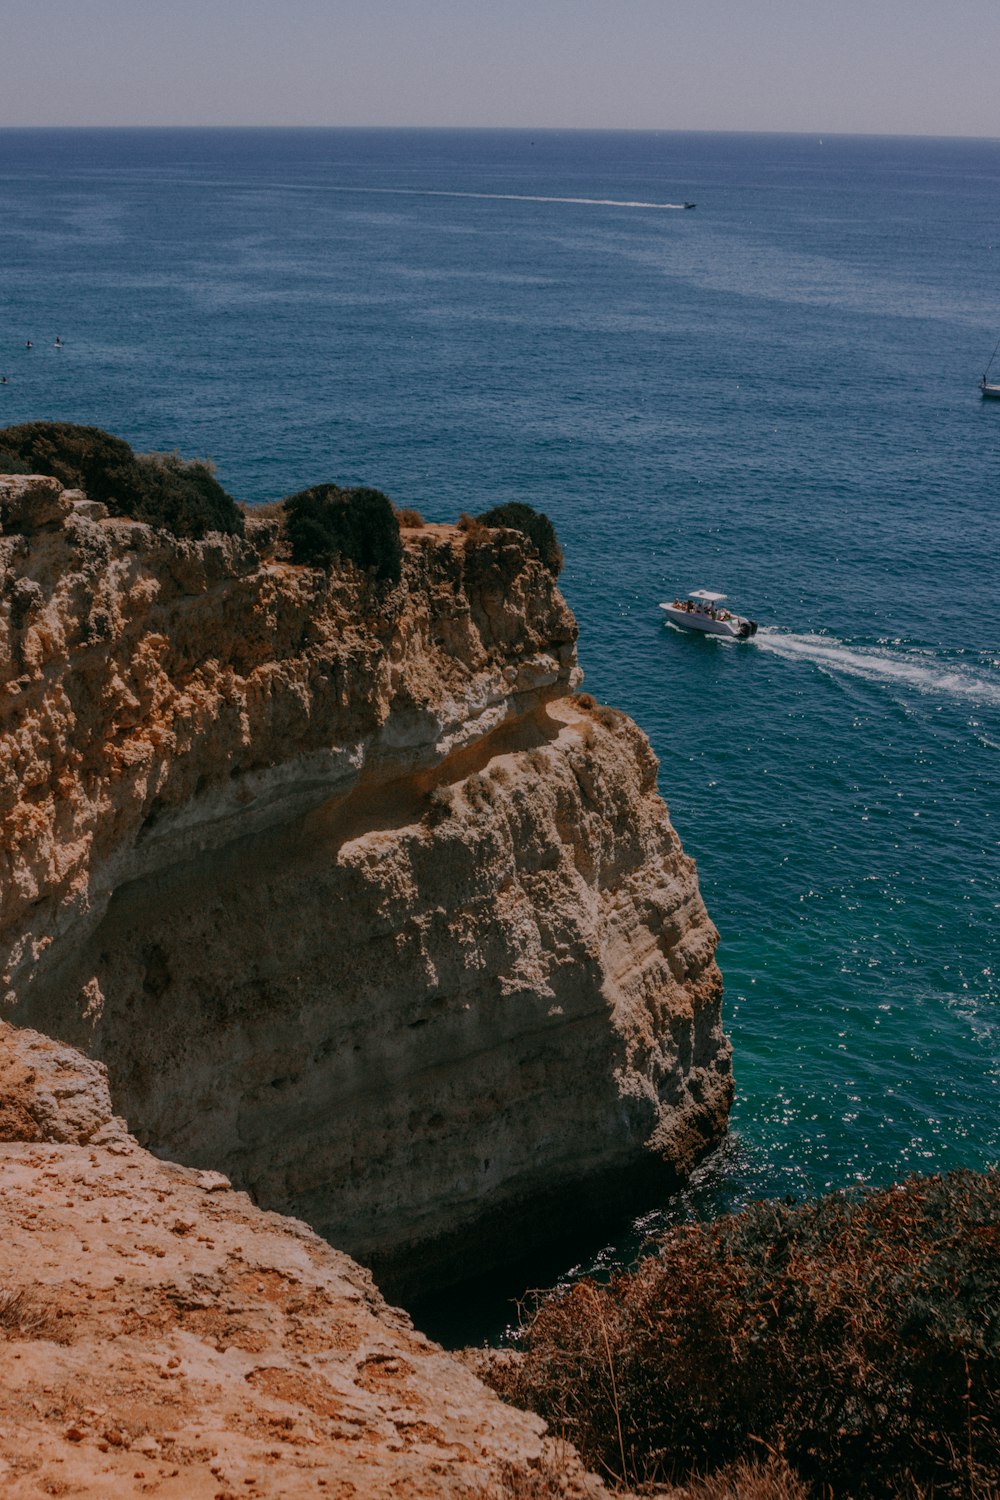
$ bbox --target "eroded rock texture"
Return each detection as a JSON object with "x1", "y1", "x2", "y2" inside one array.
[
  {"x1": 0, "y1": 1022, "x2": 607, "y2": 1499},
  {"x1": 0, "y1": 478, "x2": 731, "y2": 1295}
]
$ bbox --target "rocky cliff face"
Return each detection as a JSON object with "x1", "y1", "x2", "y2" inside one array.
[
  {"x1": 0, "y1": 475, "x2": 731, "y2": 1298},
  {"x1": 0, "y1": 1021, "x2": 608, "y2": 1499}
]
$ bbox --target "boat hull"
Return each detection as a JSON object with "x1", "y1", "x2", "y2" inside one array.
[
  {"x1": 982, "y1": 382, "x2": 1000, "y2": 400},
  {"x1": 659, "y1": 604, "x2": 757, "y2": 638}
]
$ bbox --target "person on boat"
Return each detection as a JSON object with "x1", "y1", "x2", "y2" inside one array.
[
  {"x1": 24, "y1": 340, "x2": 32, "y2": 349},
  {"x1": 54, "y1": 336, "x2": 62, "y2": 347}
]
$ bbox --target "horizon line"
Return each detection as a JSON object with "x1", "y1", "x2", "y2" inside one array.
[{"x1": 0, "y1": 123, "x2": 998, "y2": 143}]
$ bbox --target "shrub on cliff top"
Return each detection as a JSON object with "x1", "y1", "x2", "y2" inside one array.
[
  {"x1": 0, "y1": 422, "x2": 243, "y2": 538},
  {"x1": 282, "y1": 483, "x2": 402, "y2": 583},
  {"x1": 394, "y1": 505, "x2": 425, "y2": 527},
  {"x1": 476, "y1": 501, "x2": 563, "y2": 577},
  {"x1": 490, "y1": 1169, "x2": 1000, "y2": 1497}
]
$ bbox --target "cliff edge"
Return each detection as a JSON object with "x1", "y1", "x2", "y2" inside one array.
[
  {"x1": 0, "y1": 1020, "x2": 609, "y2": 1498},
  {"x1": 0, "y1": 474, "x2": 731, "y2": 1298}
]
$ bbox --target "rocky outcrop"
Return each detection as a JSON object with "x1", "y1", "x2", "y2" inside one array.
[
  {"x1": 0, "y1": 1022, "x2": 606, "y2": 1499},
  {"x1": 0, "y1": 477, "x2": 731, "y2": 1296}
]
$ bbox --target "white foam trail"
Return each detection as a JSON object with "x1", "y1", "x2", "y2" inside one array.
[
  {"x1": 323, "y1": 185, "x2": 688, "y2": 211},
  {"x1": 755, "y1": 629, "x2": 1000, "y2": 707},
  {"x1": 946, "y1": 993, "x2": 1000, "y2": 1079}
]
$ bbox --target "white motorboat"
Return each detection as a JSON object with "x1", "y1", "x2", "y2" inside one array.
[{"x1": 659, "y1": 589, "x2": 758, "y2": 639}]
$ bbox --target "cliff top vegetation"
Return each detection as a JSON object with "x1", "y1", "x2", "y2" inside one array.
[
  {"x1": 0, "y1": 422, "x2": 244, "y2": 539},
  {"x1": 488, "y1": 1168, "x2": 1000, "y2": 1498},
  {"x1": 476, "y1": 502, "x2": 563, "y2": 577},
  {"x1": 282, "y1": 482, "x2": 403, "y2": 583},
  {"x1": 0, "y1": 423, "x2": 568, "y2": 593}
]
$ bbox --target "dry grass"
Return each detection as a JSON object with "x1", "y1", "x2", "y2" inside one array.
[
  {"x1": 0, "y1": 1288, "x2": 49, "y2": 1339},
  {"x1": 395, "y1": 506, "x2": 425, "y2": 527},
  {"x1": 488, "y1": 1171, "x2": 1000, "y2": 1498},
  {"x1": 573, "y1": 694, "x2": 622, "y2": 731},
  {"x1": 458, "y1": 512, "x2": 490, "y2": 543},
  {"x1": 242, "y1": 498, "x2": 286, "y2": 521},
  {"x1": 464, "y1": 771, "x2": 495, "y2": 811},
  {"x1": 485, "y1": 1438, "x2": 605, "y2": 1499},
  {"x1": 423, "y1": 785, "x2": 455, "y2": 827},
  {"x1": 490, "y1": 1460, "x2": 577, "y2": 1499},
  {"x1": 672, "y1": 1457, "x2": 810, "y2": 1500},
  {"x1": 489, "y1": 1452, "x2": 809, "y2": 1500}
]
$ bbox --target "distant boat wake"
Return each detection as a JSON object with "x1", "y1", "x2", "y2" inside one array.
[
  {"x1": 322, "y1": 185, "x2": 689, "y2": 210},
  {"x1": 755, "y1": 629, "x2": 1000, "y2": 707}
]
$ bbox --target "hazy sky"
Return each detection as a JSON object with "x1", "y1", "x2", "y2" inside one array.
[{"x1": 2, "y1": 0, "x2": 998, "y2": 136}]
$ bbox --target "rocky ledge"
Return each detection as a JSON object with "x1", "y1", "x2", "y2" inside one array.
[
  {"x1": 0, "y1": 1021, "x2": 608, "y2": 1498},
  {"x1": 0, "y1": 473, "x2": 731, "y2": 1299}
]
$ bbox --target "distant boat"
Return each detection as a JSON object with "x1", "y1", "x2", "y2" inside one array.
[
  {"x1": 981, "y1": 334, "x2": 1000, "y2": 398},
  {"x1": 683, "y1": 202, "x2": 697, "y2": 210},
  {"x1": 659, "y1": 590, "x2": 758, "y2": 639}
]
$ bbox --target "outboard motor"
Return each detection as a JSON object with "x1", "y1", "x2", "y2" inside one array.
[{"x1": 738, "y1": 619, "x2": 758, "y2": 639}]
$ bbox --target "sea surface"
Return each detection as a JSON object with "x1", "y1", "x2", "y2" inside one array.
[{"x1": 2, "y1": 128, "x2": 998, "y2": 1337}]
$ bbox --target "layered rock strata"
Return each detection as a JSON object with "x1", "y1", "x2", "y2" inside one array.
[
  {"x1": 0, "y1": 475, "x2": 731, "y2": 1296},
  {"x1": 0, "y1": 1021, "x2": 606, "y2": 1498}
]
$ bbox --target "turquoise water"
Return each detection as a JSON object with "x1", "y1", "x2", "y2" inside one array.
[{"x1": 2, "y1": 128, "x2": 998, "y2": 1279}]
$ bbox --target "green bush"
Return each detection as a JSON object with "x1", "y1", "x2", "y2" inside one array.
[
  {"x1": 131, "y1": 450, "x2": 244, "y2": 538},
  {"x1": 283, "y1": 483, "x2": 402, "y2": 583},
  {"x1": 491, "y1": 1170, "x2": 1000, "y2": 1497},
  {"x1": 477, "y1": 501, "x2": 563, "y2": 576},
  {"x1": 0, "y1": 422, "x2": 243, "y2": 538},
  {"x1": 0, "y1": 449, "x2": 32, "y2": 475}
]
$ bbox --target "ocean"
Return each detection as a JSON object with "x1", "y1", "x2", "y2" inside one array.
[{"x1": 2, "y1": 127, "x2": 998, "y2": 1329}]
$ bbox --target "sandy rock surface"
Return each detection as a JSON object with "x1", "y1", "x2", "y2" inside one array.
[{"x1": 0, "y1": 1026, "x2": 606, "y2": 1500}]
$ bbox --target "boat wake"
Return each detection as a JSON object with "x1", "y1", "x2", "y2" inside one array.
[
  {"x1": 754, "y1": 629, "x2": 1000, "y2": 707},
  {"x1": 322, "y1": 185, "x2": 689, "y2": 211}
]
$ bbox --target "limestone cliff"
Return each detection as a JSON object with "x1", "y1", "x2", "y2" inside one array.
[
  {"x1": 0, "y1": 474, "x2": 731, "y2": 1297},
  {"x1": 0, "y1": 1020, "x2": 607, "y2": 1498}
]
